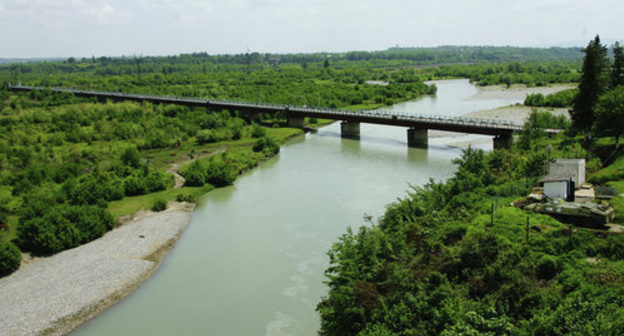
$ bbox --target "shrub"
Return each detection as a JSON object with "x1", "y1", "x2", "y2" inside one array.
[
  {"x1": 176, "y1": 194, "x2": 196, "y2": 203},
  {"x1": 536, "y1": 254, "x2": 561, "y2": 280},
  {"x1": 195, "y1": 129, "x2": 218, "y2": 144},
  {"x1": 17, "y1": 204, "x2": 115, "y2": 255},
  {"x1": 252, "y1": 137, "x2": 280, "y2": 156},
  {"x1": 205, "y1": 161, "x2": 236, "y2": 187},
  {"x1": 181, "y1": 161, "x2": 206, "y2": 187},
  {"x1": 0, "y1": 240, "x2": 21, "y2": 277},
  {"x1": 120, "y1": 146, "x2": 141, "y2": 168},
  {"x1": 251, "y1": 123, "x2": 266, "y2": 138},
  {"x1": 152, "y1": 199, "x2": 167, "y2": 212}
]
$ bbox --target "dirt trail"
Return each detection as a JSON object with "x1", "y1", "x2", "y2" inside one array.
[{"x1": 165, "y1": 147, "x2": 227, "y2": 189}]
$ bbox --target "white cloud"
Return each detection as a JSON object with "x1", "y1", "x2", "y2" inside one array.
[{"x1": 1, "y1": 0, "x2": 623, "y2": 57}]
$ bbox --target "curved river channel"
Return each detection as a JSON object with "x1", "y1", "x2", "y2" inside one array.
[{"x1": 72, "y1": 79, "x2": 527, "y2": 336}]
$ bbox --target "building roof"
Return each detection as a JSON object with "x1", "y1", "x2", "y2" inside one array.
[
  {"x1": 540, "y1": 174, "x2": 573, "y2": 183},
  {"x1": 553, "y1": 159, "x2": 585, "y2": 164}
]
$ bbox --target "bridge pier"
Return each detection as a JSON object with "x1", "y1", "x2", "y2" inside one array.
[
  {"x1": 407, "y1": 128, "x2": 428, "y2": 148},
  {"x1": 287, "y1": 115, "x2": 305, "y2": 128},
  {"x1": 493, "y1": 134, "x2": 512, "y2": 150},
  {"x1": 340, "y1": 121, "x2": 360, "y2": 139}
]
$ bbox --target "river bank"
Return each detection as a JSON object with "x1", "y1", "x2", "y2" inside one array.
[{"x1": 0, "y1": 202, "x2": 194, "y2": 336}]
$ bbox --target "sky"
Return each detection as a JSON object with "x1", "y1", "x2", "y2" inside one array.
[{"x1": 1, "y1": 0, "x2": 623, "y2": 58}]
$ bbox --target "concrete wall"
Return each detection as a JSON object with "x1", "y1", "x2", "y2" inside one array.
[
  {"x1": 544, "y1": 181, "x2": 569, "y2": 199},
  {"x1": 550, "y1": 159, "x2": 585, "y2": 187},
  {"x1": 407, "y1": 128, "x2": 428, "y2": 148}
]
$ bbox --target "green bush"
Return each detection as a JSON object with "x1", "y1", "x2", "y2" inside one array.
[
  {"x1": 536, "y1": 254, "x2": 561, "y2": 280},
  {"x1": 176, "y1": 193, "x2": 196, "y2": 203},
  {"x1": 252, "y1": 137, "x2": 280, "y2": 156},
  {"x1": 120, "y1": 146, "x2": 141, "y2": 168},
  {"x1": 0, "y1": 240, "x2": 21, "y2": 277},
  {"x1": 205, "y1": 161, "x2": 236, "y2": 187},
  {"x1": 251, "y1": 123, "x2": 266, "y2": 138},
  {"x1": 181, "y1": 161, "x2": 207, "y2": 187},
  {"x1": 17, "y1": 204, "x2": 115, "y2": 255},
  {"x1": 152, "y1": 199, "x2": 167, "y2": 212}
]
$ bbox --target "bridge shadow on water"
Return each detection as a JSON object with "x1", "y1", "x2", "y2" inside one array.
[{"x1": 316, "y1": 129, "x2": 460, "y2": 153}]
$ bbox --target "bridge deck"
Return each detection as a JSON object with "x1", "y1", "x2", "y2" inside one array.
[{"x1": 8, "y1": 85, "x2": 562, "y2": 136}]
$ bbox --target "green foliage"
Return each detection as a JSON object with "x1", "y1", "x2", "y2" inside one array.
[
  {"x1": 152, "y1": 199, "x2": 167, "y2": 212},
  {"x1": 63, "y1": 169, "x2": 125, "y2": 205},
  {"x1": 517, "y1": 109, "x2": 569, "y2": 150},
  {"x1": 205, "y1": 161, "x2": 237, "y2": 187},
  {"x1": 535, "y1": 254, "x2": 562, "y2": 280},
  {"x1": 0, "y1": 239, "x2": 21, "y2": 277},
  {"x1": 252, "y1": 136, "x2": 280, "y2": 156},
  {"x1": 175, "y1": 193, "x2": 196, "y2": 203},
  {"x1": 572, "y1": 35, "x2": 610, "y2": 132},
  {"x1": 611, "y1": 41, "x2": 624, "y2": 88},
  {"x1": 594, "y1": 86, "x2": 624, "y2": 146},
  {"x1": 524, "y1": 88, "x2": 578, "y2": 108},
  {"x1": 180, "y1": 158, "x2": 236, "y2": 188},
  {"x1": 17, "y1": 204, "x2": 114, "y2": 255},
  {"x1": 251, "y1": 123, "x2": 266, "y2": 138},
  {"x1": 120, "y1": 146, "x2": 141, "y2": 168},
  {"x1": 319, "y1": 132, "x2": 624, "y2": 336},
  {"x1": 181, "y1": 161, "x2": 207, "y2": 187},
  {"x1": 123, "y1": 168, "x2": 169, "y2": 196}
]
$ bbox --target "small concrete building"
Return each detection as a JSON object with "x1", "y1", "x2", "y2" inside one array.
[
  {"x1": 541, "y1": 174, "x2": 574, "y2": 200},
  {"x1": 549, "y1": 159, "x2": 585, "y2": 188}
]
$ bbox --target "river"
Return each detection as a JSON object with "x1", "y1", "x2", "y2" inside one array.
[{"x1": 72, "y1": 79, "x2": 528, "y2": 336}]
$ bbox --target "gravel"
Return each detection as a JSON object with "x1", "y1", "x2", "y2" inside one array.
[{"x1": 0, "y1": 202, "x2": 195, "y2": 336}]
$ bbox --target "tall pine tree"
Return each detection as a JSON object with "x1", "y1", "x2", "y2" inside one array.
[
  {"x1": 571, "y1": 35, "x2": 609, "y2": 133},
  {"x1": 611, "y1": 41, "x2": 624, "y2": 88}
]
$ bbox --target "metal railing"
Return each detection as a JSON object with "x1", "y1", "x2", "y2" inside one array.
[{"x1": 10, "y1": 84, "x2": 551, "y2": 134}]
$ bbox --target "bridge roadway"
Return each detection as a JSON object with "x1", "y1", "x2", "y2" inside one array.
[{"x1": 9, "y1": 85, "x2": 561, "y2": 149}]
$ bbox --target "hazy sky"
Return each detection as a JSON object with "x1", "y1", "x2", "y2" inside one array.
[{"x1": 1, "y1": 0, "x2": 623, "y2": 58}]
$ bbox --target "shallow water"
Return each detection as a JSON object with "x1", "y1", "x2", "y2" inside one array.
[{"x1": 72, "y1": 79, "x2": 528, "y2": 336}]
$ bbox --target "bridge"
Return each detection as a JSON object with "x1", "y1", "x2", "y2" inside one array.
[{"x1": 9, "y1": 85, "x2": 561, "y2": 149}]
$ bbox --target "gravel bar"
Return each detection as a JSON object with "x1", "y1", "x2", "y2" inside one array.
[{"x1": 0, "y1": 202, "x2": 195, "y2": 336}]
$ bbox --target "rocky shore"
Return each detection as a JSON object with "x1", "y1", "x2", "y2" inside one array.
[{"x1": 0, "y1": 202, "x2": 195, "y2": 336}]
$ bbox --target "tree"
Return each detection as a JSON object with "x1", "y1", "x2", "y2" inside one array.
[
  {"x1": 571, "y1": 35, "x2": 609, "y2": 133},
  {"x1": 120, "y1": 146, "x2": 141, "y2": 168},
  {"x1": 0, "y1": 240, "x2": 21, "y2": 277},
  {"x1": 611, "y1": 41, "x2": 624, "y2": 88},
  {"x1": 324, "y1": 58, "x2": 331, "y2": 69},
  {"x1": 594, "y1": 86, "x2": 624, "y2": 148}
]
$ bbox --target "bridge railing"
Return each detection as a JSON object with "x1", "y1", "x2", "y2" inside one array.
[{"x1": 10, "y1": 84, "x2": 525, "y2": 131}]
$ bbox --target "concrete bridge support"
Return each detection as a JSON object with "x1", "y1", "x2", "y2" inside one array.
[
  {"x1": 340, "y1": 121, "x2": 361, "y2": 139},
  {"x1": 407, "y1": 128, "x2": 428, "y2": 148},
  {"x1": 493, "y1": 134, "x2": 512, "y2": 150},
  {"x1": 287, "y1": 115, "x2": 305, "y2": 128}
]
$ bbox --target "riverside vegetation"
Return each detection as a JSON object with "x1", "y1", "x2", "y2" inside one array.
[
  {"x1": 0, "y1": 44, "x2": 623, "y2": 334},
  {"x1": 317, "y1": 38, "x2": 624, "y2": 335}
]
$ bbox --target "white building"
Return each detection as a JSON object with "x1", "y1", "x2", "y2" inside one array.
[
  {"x1": 549, "y1": 159, "x2": 586, "y2": 189},
  {"x1": 541, "y1": 174, "x2": 573, "y2": 200}
]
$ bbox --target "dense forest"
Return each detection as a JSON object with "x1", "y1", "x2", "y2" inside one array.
[{"x1": 1, "y1": 43, "x2": 623, "y2": 334}]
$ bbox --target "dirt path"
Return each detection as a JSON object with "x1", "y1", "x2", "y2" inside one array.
[{"x1": 165, "y1": 147, "x2": 227, "y2": 189}]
